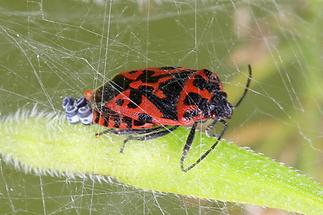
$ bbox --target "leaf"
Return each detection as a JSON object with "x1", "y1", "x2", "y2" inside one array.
[{"x1": 1, "y1": 108, "x2": 322, "y2": 214}]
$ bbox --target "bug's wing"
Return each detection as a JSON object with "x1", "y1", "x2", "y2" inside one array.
[{"x1": 105, "y1": 67, "x2": 197, "y2": 126}]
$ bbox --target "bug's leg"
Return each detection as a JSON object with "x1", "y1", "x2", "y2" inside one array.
[
  {"x1": 121, "y1": 126, "x2": 179, "y2": 153},
  {"x1": 180, "y1": 120, "x2": 227, "y2": 172},
  {"x1": 95, "y1": 126, "x2": 162, "y2": 136},
  {"x1": 180, "y1": 122, "x2": 198, "y2": 172},
  {"x1": 95, "y1": 129, "x2": 113, "y2": 136}
]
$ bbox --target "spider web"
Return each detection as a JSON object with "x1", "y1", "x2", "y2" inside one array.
[{"x1": 0, "y1": 0, "x2": 322, "y2": 214}]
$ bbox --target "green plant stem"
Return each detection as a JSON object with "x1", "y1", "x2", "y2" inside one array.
[{"x1": 1, "y1": 109, "x2": 322, "y2": 214}]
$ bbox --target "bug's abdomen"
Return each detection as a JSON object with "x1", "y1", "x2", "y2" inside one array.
[{"x1": 93, "y1": 109, "x2": 154, "y2": 129}]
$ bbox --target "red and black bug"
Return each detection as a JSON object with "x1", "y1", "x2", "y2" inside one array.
[{"x1": 84, "y1": 65, "x2": 252, "y2": 172}]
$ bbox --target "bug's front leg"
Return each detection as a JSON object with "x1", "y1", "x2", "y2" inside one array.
[
  {"x1": 180, "y1": 120, "x2": 227, "y2": 172},
  {"x1": 95, "y1": 126, "x2": 162, "y2": 136}
]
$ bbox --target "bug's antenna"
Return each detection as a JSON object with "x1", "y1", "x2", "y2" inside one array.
[{"x1": 233, "y1": 64, "x2": 252, "y2": 108}]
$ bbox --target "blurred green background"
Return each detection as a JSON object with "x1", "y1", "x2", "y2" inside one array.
[{"x1": 0, "y1": 0, "x2": 322, "y2": 214}]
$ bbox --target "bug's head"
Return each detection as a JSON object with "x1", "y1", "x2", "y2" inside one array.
[{"x1": 208, "y1": 91, "x2": 233, "y2": 120}]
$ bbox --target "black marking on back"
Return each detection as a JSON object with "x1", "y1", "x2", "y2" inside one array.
[
  {"x1": 142, "y1": 71, "x2": 195, "y2": 120},
  {"x1": 183, "y1": 92, "x2": 209, "y2": 117},
  {"x1": 103, "y1": 115, "x2": 109, "y2": 126},
  {"x1": 128, "y1": 90, "x2": 142, "y2": 108},
  {"x1": 193, "y1": 72, "x2": 221, "y2": 93},
  {"x1": 203, "y1": 69, "x2": 212, "y2": 76},
  {"x1": 184, "y1": 92, "x2": 204, "y2": 105},
  {"x1": 136, "y1": 69, "x2": 195, "y2": 83},
  {"x1": 94, "y1": 110, "x2": 100, "y2": 123},
  {"x1": 114, "y1": 117, "x2": 121, "y2": 128},
  {"x1": 116, "y1": 99, "x2": 124, "y2": 106},
  {"x1": 160, "y1": 66, "x2": 178, "y2": 70},
  {"x1": 134, "y1": 120, "x2": 146, "y2": 126},
  {"x1": 139, "y1": 85, "x2": 154, "y2": 92},
  {"x1": 99, "y1": 106, "x2": 119, "y2": 116},
  {"x1": 122, "y1": 117, "x2": 133, "y2": 128},
  {"x1": 193, "y1": 75, "x2": 208, "y2": 91},
  {"x1": 138, "y1": 113, "x2": 153, "y2": 123},
  {"x1": 94, "y1": 74, "x2": 132, "y2": 106}
]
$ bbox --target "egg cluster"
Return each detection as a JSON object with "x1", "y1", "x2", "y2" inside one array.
[{"x1": 62, "y1": 97, "x2": 92, "y2": 125}]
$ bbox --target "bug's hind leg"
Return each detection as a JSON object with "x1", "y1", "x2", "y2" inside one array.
[
  {"x1": 95, "y1": 126, "x2": 162, "y2": 136},
  {"x1": 180, "y1": 120, "x2": 227, "y2": 172},
  {"x1": 121, "y1": 126, "x2": 179, "y2": 153}
]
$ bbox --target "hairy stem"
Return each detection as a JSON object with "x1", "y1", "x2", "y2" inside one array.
[{"x1": 1, "y1": 109, "x2": 322, "y2": 214}]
